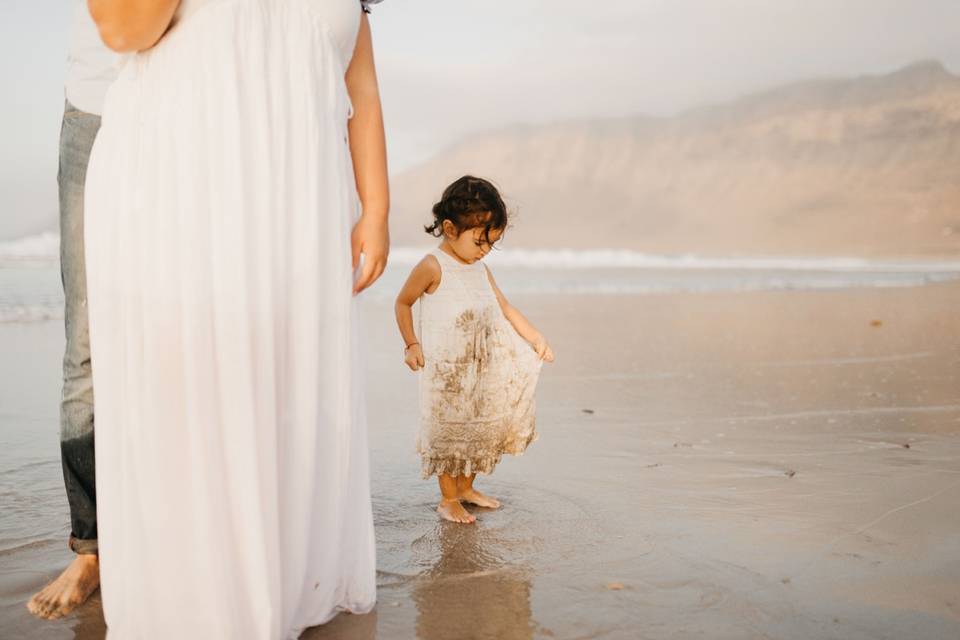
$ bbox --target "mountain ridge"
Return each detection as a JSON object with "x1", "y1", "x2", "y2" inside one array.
[{"x1": 389, "y1": 60, "x2": 960, "y2": 257}]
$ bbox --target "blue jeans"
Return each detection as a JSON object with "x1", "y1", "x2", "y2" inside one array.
[{"x1": 59, "y1": 100, "x2": 100, "y2": 555}]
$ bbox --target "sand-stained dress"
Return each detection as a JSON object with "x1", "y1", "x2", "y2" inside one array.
[{"x1": 417, "y1": 248, "x2": 542, "y2": 478}]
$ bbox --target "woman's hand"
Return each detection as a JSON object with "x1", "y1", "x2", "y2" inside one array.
[
  {"x1": 352, "y1": 213, "x2": 389, "y2": 295},
  {"x1": 404, "y1": 343, "x2": 425, "y2": 371},
  {"x1": 531, "y1": 334, "x2": 555, "y2": 363}
]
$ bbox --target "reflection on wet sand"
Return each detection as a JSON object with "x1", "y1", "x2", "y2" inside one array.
[
  {"x1": 308, "y1": 499, "x2": 540, "y2": 640},
  {"x1": 412, "y1": 522, "x2": 533, "y2": 640}
]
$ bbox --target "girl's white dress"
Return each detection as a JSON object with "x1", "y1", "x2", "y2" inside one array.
[
  {"x1": 417, "y1": 248, "x2": 542, "y2": 478},
  {"x1": 83, "y1": 1, "x2": 375, "y2": 637}
]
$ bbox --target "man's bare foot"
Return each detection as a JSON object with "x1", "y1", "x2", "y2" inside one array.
[
  {"x1": 458, "y1": 487, "x2": 500, "y2": 509},
  {"x1": 437, "y1": 498, "x2": 476, "y2": 524},
  {"x1": 26, "y1": 554, "x2": 100, "y2": 620}
]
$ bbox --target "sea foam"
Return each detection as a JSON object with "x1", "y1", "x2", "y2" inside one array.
[{"x1": 3, "y1": 233, "x2": 960, "y2": 323}]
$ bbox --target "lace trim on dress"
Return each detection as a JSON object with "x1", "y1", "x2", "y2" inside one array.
[{"x1": 419, "y1": 431, "x2": 539, "y2": 479}]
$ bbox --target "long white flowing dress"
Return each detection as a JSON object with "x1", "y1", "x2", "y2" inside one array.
[{"x1": 83, "y1": 1, "x2": 376, "y2": 637}]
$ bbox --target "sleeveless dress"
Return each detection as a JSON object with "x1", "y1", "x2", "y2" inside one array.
[
  {"x1": 83, "y1": 1, "x2": 376, "y2": 637},
  {"x1": 416, "y1": 248, "x2": 542, "y2": 478}
]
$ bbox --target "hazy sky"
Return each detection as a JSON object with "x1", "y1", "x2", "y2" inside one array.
[{"x1": 2, "y1": 0, "x2": 959, "y2": 240}]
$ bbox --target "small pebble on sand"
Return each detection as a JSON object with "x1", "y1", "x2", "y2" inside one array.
[{"x1": 606, "y1": 582, "x2": 624, "y2": 590}]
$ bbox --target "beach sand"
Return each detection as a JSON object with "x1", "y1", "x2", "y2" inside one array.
[{"x1": 2, "y1": 281, "x2": 959, "y2": 639}]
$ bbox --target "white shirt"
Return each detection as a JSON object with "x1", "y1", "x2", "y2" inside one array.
[{"x1": 64, "y1": 1, "x2": 120, "y2": 116}]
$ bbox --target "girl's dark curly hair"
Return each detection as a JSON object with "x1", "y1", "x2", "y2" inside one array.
[{"x1": 424, "y1": 176, "x2": 508, "y2": 245}]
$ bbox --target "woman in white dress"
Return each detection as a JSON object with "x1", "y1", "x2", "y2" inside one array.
[{"x1": 84, "y1": 0, "x2": 388, "y2": 637}]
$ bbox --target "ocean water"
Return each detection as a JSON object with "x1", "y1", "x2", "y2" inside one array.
[{"x1": 3, "y1": 232, "x2": 960, "y2": 322}]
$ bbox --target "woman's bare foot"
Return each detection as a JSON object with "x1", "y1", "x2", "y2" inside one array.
[
  {"x1": 26, "y1": 554, "x2": 100, "y2": 620},
  {"x1": 458, "y1": 487, "x2": 500, "y2": 509},
  {"x1": 437, "y1": 498, "x2": 476, "y2": 524}
]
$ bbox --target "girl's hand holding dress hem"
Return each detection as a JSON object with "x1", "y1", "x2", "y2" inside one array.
[
  {"x1": 404, "y1": 343, "x2": 425, "y2": 371},
  {"x1": 530, "y1": 333, "x2": 555, "y2": 362}
]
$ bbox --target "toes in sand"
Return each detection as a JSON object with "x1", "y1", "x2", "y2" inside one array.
[
  {"x1": 437, "y1": 499, "x2": 476, "y2": 524},
  {"x1": 458, "y1": 488, "x2": 500, "y2": 509},
  {"x1": 26, "y1": 554, "x2": 100, "y2": 620}
]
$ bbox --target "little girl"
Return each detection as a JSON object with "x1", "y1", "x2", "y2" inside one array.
[{"x1": 395, "y1": 176, "x2": 555, "y2": 524}]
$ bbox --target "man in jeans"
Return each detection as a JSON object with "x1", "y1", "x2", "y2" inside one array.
[{"x1": 27, "y1": 2, "x2": 117, "y2": 619}]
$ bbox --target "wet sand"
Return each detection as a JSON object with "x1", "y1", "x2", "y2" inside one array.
[{"x1": 2, "y1": 281, "x2": 959, "y2": 638}]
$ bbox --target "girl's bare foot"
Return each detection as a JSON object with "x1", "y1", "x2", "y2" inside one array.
[
  {"x1": 437, "y1": 498, "x2": 476, "y2": 524},
  {"x1": 458, "y1": 487, "x2": 500, "y2": 509},
  {"x1": 26, "y1": 554, "x2": 100, "y2": 620}
]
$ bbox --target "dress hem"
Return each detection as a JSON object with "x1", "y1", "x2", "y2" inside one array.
[{"x1": 418, "y1": 431, "x2": 539, "y2": 479}]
